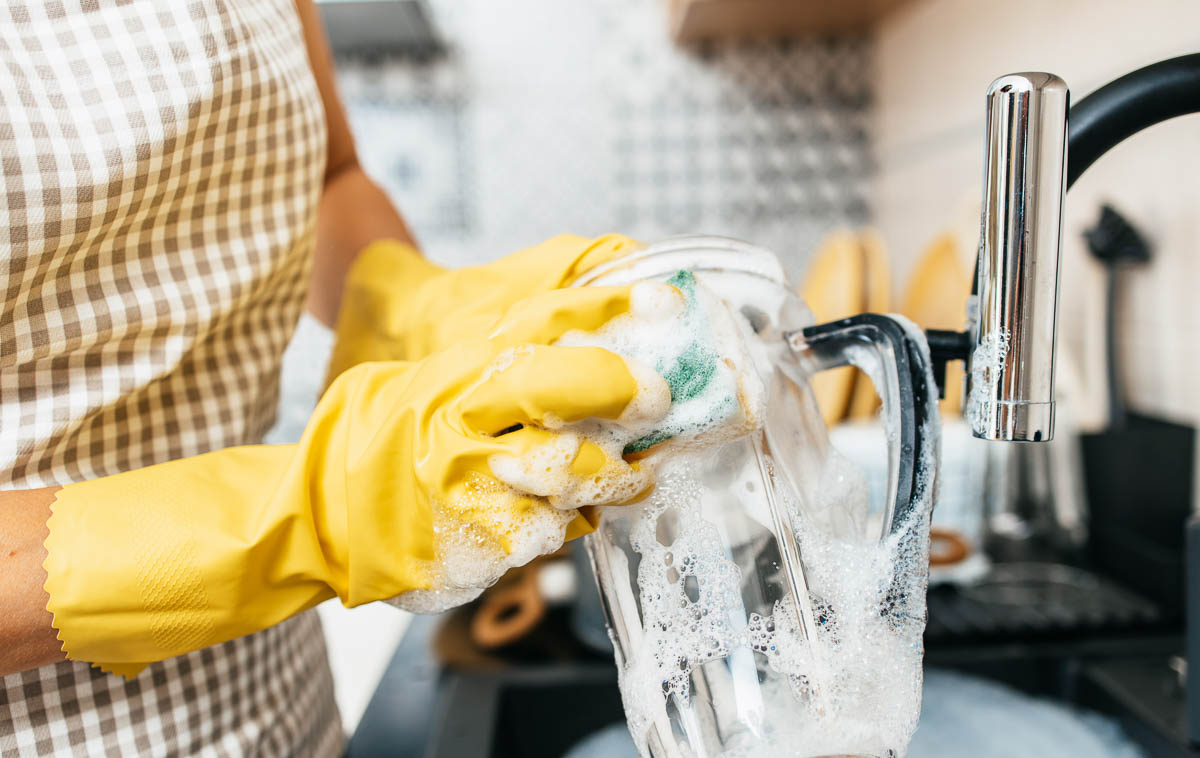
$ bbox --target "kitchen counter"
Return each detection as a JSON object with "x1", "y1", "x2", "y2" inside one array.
[
  {"x1": 345, "y1": 613, "x2": 627, "y2": 758},
  {"x1": 345, "y1": 614, "x2": 442, "y2": 758}
]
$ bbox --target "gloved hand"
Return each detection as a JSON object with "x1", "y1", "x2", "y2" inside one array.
[
  {"x1": 43, "y1": 286, "x2": 666, "y2": 677},
  {"x1": 327, "y1": 234, "x2": 639, "y2": 381}
]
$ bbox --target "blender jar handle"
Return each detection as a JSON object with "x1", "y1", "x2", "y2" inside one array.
[{"x1": 788, "y1": 314, "x2": 938, "y2": 537}]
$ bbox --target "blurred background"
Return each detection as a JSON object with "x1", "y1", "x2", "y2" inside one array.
[{"x1": 268, "y1": 0, "x2": 1200, "y2": 754}]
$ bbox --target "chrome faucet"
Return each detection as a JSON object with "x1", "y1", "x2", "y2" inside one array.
[
  {"x1": 968, "y1": 72, "x2": 1069, "y2": 442},
  {"x1": 927, "y1": 54, "x2": 1200, "y2": 443}
]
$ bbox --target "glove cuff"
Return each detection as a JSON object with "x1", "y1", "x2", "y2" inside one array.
[{"x1": 42, "y1": 446, "x2": 338, "y2": 677}]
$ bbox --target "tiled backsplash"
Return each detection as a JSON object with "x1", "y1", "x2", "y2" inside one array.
[{"x1": 335, "y1": 0, "x2": 873, "y2": 282}]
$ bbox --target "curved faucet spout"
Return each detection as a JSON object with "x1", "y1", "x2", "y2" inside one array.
[
  {"x1": 934, "y1": 54, "x2": 1200, "y2": 443},
  {"x1": 1068, "y1": 53, "x2": 1200, "y2": 188}
]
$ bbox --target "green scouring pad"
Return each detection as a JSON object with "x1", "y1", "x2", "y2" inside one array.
[{"x1": 621, "y1": 270, "x2": 751, "y2": 459}]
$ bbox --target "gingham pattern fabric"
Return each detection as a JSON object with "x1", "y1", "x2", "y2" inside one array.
[
  {"x1": 0, "y1": 613, "x2": 342, "y2": 757},
  {"x1": 1, "y1": 1, "x2": 341, "y2": 755}
]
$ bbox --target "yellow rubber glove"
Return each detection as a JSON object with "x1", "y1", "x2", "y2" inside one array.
[
  {"x1": 43, "y1": 286, "x2": 665, "y2": 677},
  {"x1": 327, "y1": 234, "x2": 639, "y2": 381}
]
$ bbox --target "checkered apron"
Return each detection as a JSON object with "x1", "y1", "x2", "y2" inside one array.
[{"x1": 0, "y1": 1, "x2": 343, "y2": 755}]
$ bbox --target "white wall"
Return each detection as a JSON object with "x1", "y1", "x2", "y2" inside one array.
[{"x1": 873, "y1": 0, "x2": 1200, "y2": 429}]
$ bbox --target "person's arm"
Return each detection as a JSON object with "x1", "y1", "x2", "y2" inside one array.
[
  {"x1": 0, "y1": 3, "x2": 414, "y2": 678},
  {"x1": 0, "y1": 487, "x2": 66, "y2": 674},
  {"x1": 295, "y1": 0, "x2": 421, "y2": 327}
]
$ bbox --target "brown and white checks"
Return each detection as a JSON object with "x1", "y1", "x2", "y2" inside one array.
[{"x1": 1, "y1": 1, "x2": 341, "y2": 754}]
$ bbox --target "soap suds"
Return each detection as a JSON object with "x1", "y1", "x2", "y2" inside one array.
[
  {"x1": 557, "y1": 271, "x2": 766, "y2": 458},
  {"x1": 965, "y1": 328, "x2": 1008, "y2": 436},
  {"x1": 588, "y1": 296, "x2": 939, "y2": 758},
  {"x1": 597, "y1": 442, "x2": 934, "y2": 757},
  {"x1": 391, "y1": 274, "x2": 767, "y2": 614}
]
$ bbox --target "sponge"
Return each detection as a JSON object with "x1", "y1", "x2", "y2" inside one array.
[
  {"x1": 485, "y1": 271, "x2": 765, "y2": 516},
  {"x1": 624, "y1": 269, "x2": 734, "y2": 453},
  {"x1": 550, "y1": 269, "x2": 764, "y2": 467},
  {"x1": 615, "y1": 270, "x2": 763, "y2": 459}
]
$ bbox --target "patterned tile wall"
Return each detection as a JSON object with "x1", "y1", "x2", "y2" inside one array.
[{"x1": 335, "y1": 0, "x2": 873, "y2": 282}]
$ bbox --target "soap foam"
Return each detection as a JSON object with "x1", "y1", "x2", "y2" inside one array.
[
  {"x1": 965, "y1": 328, "x2": 1009, "y2": 434},
  {"x1": 391, "y1": 275, "x2": 767, "y2": 615},
  {"x1": 389, "y1": 476, "x2": 579, "y2": 614},
  {"x1": 598, "y1": 315, "x2": 940, "y2": 758},
  {"x1": 608, "y1": 458, "x2": 934, "y2": 757},
  {"x1": 558, "y1": 273, "x2": 765, "y2": 455}
]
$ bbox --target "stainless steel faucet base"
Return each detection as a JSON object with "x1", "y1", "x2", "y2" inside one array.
[
  {"x1": 968, "y1": 72, "x2": 1069, "y2": 442},
  {"x1": 980, "y1": 400, "x2": 1055, "y2": 443},
  {"x1": 917, "y1": 57, "x2": 1200, "y2": 446}
]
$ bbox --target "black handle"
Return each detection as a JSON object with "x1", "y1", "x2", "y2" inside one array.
[
  {"x1": 1068, "y1": 53, "x2": 1200, "y2": 188},
  {"x1": 800, "y1": 314, "x2": 937, "y2": 533},
  {"x1": 924, "y1": 328, "x2": 973, "y2": 400}
]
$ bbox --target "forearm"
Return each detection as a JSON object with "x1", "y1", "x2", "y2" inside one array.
[
  {"x1": 0, "y1": 487, "x2": 66, "y2": 675},
  {"x1": 294, "y1": 0, "x2": 424, "y2": 326},
  {"x1": 307, "y1": 164, "x2": 419, "y2": 327}
]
